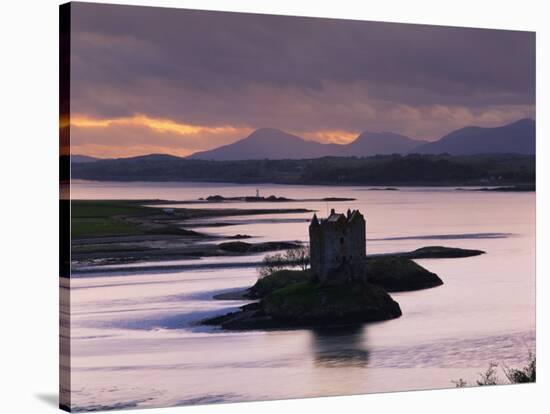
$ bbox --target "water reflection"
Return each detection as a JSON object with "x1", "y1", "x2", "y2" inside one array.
[{"x1": 310, "y1": 325, "x2": 370, "y2": 368}]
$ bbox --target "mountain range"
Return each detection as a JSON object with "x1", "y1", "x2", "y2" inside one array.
[
  {"x1": 186, "y1": 118, "x2": 535, "y2": 160},
  {"x1": 72, "y1": 118, "x2": 535, "y2": 163},
  {"x1": 186, "y1": 128, "x2": 427, "y2": 160}
]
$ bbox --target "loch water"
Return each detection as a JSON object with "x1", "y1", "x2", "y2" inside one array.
[{"x1": 62, "y1": 181, "x2": 536, "y2": 411}]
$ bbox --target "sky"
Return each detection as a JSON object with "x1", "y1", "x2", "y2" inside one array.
[{"x1": 68, "y1": 3, "x2": 535, "y2": 158}]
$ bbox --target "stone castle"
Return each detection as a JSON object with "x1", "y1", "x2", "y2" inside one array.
[{"x1": 309, "y1": 208, "x2": 367, "y2": 285}]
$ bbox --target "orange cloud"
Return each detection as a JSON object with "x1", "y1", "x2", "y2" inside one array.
[
  {"x1": 70, "y1": 113, "x2": 245, "y2": 137},
  {"x1": 67, "y1": 113, "x2": 366, "y2": 158},
  {"x1": 300, "y1": 129, "x2": 358, "y2": 144},
  {"x1": 68, "y1": 114, "x2": 255, "y2": 157},
  {"x1": 70, "y1": 143, "x2": 196, "y2": 158}
]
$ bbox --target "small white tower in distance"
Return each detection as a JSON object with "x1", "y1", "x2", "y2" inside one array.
[{"x1": 256, "y1": 188, "x2": 260, "y2": 198}]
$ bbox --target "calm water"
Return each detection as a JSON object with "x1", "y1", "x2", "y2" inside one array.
[{"x1": 63, "y1": 181, "x2": 536, "y2": 411}]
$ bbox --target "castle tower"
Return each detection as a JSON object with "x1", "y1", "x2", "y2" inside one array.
[{"x1": 309, "y1": 209, "x2": 367, "y2": 285}]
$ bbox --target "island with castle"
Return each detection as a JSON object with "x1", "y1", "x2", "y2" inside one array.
[{"x1": 203, "y1": 208, "x2": 484, "y2": 330}]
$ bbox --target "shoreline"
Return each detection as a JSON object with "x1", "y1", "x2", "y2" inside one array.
[
  {"x1": 71, "y1": 179, "x2": 536, "y2": 190},
  {"x1": 71, "y1": 200, "x2": 315, "y2": 267},
  {"x1": 71, "y1": 246, "x2": 484, "y2": 276}
]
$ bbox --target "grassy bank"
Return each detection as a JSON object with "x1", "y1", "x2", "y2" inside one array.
[
  {"x1": 70, "y1": 200, "x2": 312, "y2": 268},
  {"x1": 71, "y1": 200, "x2": 155, "y2": 238}
]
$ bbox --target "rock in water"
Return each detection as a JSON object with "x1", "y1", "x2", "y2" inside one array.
[
  {"x1": 366, "y1": 257, "x2": 443, "y2": 292},
  {"x1": 404, "y1": 246, "x2": 484, "y2": 259},
  {"x1": 261, "y1": 280, "x2": 402, "y2": 325},
  {"x1": 204, "y1": 280, "x2": 402, "y2": 330}
]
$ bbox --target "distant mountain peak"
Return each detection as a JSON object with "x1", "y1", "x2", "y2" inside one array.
[
  {"x1": 412, "y1": 118, "x2": 535, "y2": 155},
  {"x1": 244, "y1": 128, "x2": 303, "y2": 142},
  {"x1": 187, "y1": 128, "x2": 319, "y2": 161},
  {"x1": 250, "y1": 127, "x2": 285, "y2": 135}
]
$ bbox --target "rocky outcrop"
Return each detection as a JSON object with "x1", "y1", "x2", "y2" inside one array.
[
  {"x1": 366, "y1": 257, "x2": 443, "y2": 292},
  {"x1": 204, "y1": 280, "x2": 401, "y2": 330},
  {"x1": 262, "y1": 281, "x2": 402, "y2": 325},
  {"x1": 400, "y1": 246, "x2": 484, "y2": 259}
]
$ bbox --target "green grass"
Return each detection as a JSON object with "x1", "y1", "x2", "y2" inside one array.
[
  {"x1": 266, "y1": 281, "x2": 319, "y2": 308},
  {"x1": 71, "y1": 200, "x2": 154, "y2": 238},
  {"x1": 71, "y1": 200, "x2": 154, "y2": 218},
  {"x1": 251, "y1": 269, "x2": 312, "y2": 298},
  {"x1": 265, "y1": 279, "x2": 388, "y2": 311},
  {"x1": 71, "y1": 218, "x2": 146, "y2": 238}
]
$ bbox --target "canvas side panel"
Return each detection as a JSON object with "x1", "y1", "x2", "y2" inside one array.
[{"x1": 59, "y1": 2, "x2": 71, "y2": 412}]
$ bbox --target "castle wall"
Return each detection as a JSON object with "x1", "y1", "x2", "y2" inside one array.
[
  {"x1": 347, "y1": 215, "x2": 367, "y2": 278},
  {"x1": 309, "y1": 225, "x2": 324, "y2": 278},
  {"x1": 309, "y1": 210, "x2": 367, "y2": 285}
]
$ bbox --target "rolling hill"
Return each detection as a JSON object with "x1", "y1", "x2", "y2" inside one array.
[
  {"x1": 188, "y1": 128, "x2": 338, "y2": 160},
  {"x1": 71, "y1": 154, "x2": 101, "y2": 163},
  {"x1": 413, "y1": 118, "x2": 535, "y2": 155},
  {"x1": 188, "y1": 128, "x2": 426, "y2": 160},
  {"x1": 344, "y1": 132, "x2": 425, "y2": 156}
]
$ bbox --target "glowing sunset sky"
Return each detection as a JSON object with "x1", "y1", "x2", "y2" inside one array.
[{"x1": 68, "y1": 3, "x2": 535, "y2": 158}]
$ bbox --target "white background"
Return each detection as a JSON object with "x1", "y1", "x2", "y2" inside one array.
[{"x1": 0, "y1": 0, "x2": 548, "y2": 412}]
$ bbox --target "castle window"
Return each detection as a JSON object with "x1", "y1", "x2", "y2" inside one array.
[{"x1": 340, "y1": 237, "x2": 344, "y2": 244}]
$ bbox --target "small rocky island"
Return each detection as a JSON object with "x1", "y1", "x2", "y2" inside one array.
[
  {"x1": 201, "y1": 194, "x2": 356, "y2": 202},
  {"x1": 203, "y1": 209, "x2": 484, "y2": 330}
]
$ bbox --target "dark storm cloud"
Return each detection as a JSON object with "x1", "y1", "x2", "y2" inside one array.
[{"x1": 69, "y1": 2, "x2": 535, "y2": 153}]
